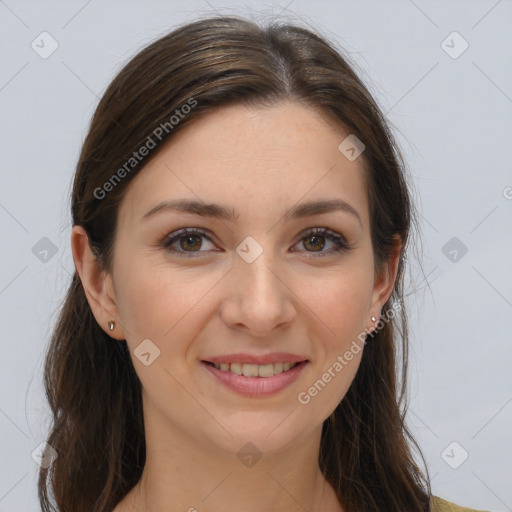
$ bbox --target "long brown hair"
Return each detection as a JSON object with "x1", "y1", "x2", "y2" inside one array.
[{"x1": 39, "y1": 15, "x2": 431, "y2": 512}]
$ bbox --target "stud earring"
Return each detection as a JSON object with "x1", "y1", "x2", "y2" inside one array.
[
  {"x1": 371, "y1": 316, "x2": 376, "y2": 322},
  {"x1": 108, "y1": 320, "x2": 115, "y2": 332}
]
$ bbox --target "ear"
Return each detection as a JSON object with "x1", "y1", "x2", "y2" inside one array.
[
  {"x1": 368, "y1": 234, "x2": 402, "y2": 326},
  {"x1": 71, "y1": 225, "x2": 126, "y2": 340}
]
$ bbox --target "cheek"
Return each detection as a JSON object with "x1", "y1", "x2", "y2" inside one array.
[
  {"x1": 113, "y1": 254, "x2": 223, "y2": 351},
  {"x1": 299, "y1": 280, "x2": 369, "y2": 419},
  {"x1": 303, "y1": 267, "x2": 372, "y2": 343}
]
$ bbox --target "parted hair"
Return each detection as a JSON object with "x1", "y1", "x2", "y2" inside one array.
[{"x1": 39, "y1": 15, "x2": 431, "y2": 512}]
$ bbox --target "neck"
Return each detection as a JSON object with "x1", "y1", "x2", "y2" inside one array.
[{"x1": 114, "y1": 407, "x2": 343, "y2": 512}]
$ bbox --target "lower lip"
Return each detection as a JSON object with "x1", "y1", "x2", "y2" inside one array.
[{"x1": 201, "y1": 361, "x2": 308, "y2": 397}]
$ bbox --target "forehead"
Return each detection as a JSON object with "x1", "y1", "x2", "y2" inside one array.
[{"x1": 119, "y1": 101, "x2": 369, "y2": 227}]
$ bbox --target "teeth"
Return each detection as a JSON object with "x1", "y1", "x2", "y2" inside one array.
[
  {"x1": 243, "y1": 364, "x2": 259, "y2": 377},
  {"x1": 211, "y1": 361, "x2": 299, "y2": 377},
  {"x1": 258, "y1": 363, "x2": 274, "y2": 377},
  {"x1": 229, "y1": 363, "x2": 243, "y2": 375}
]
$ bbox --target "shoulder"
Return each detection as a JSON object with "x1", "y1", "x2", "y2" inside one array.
[{"x1": 431, "y1": 495, "x2": 493, "y2": 512}]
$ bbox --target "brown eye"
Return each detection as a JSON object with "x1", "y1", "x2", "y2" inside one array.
[
  {"x1": 162, "y1": 228, "x2": 217, "y2": 256},
  {"x1": 179, "y1": 234, "x2": 203, "y2": 251},
  {"x1": 293, "y1": 227, "x2": 352, "y2": 258},
  {"x1": 303, "y1": 235, "x2": 325, "y2": 252}
]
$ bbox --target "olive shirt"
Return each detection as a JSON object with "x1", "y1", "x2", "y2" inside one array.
[{"x1": 431, "y1": 495, "x2": 492, "y2": 511}]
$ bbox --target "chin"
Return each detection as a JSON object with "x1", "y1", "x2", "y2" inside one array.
[{"x1": 201, "y1": 411, "x2": 316, "y2": 460}]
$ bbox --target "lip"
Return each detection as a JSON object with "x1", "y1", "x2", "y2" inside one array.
[
  {"x1": 201, "y1": 360, "x2": 309, "y2": 397},
  {"x1": 203, "y1": 353, "x2": 309, "y2": 365}
]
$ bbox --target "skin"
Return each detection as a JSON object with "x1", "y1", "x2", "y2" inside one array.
[{"x1": 72, "y1": 100, "x2": 400, "y2": 512}]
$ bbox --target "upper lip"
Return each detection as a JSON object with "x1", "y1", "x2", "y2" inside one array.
[{"x1": 202, "y1": 353, "x2": 309, "y2": 365}]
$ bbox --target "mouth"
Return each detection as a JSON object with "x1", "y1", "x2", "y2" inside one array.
[
  {"x1": 202, "y1": 360, "x2": 307, "y2": 378},
  {"x1": 201, "y1": 358, "x2": 309, "y2": 397}
]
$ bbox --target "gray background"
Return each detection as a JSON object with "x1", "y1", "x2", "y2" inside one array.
[{"x1": 1, "y1": 1, "x2": 511, "y2": 511}]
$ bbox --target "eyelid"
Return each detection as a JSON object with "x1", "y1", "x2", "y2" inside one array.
[
  {"x1": 160, "y1": 226, "x2": 353, "y2": 257},
  {"x1": 160, "y1": 227, "x2": 219, "y2": 256},
  {"x1": 295, "y1": 226, "x2": 348, "y2": 245},
  {"x1": 292, "y1": 227, "x2": 352, "y2": 258}
]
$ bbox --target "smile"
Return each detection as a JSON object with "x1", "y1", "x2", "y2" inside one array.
[
  {"x1": 201, "y1": 359, "x2": 309, "y2": 397},
  {"x1": 204, "y1": 361, "x2": 299, "y2": 378}
]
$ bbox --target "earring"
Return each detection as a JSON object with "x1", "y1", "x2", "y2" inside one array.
[
  {"x1": 108, "y1": 320, "x2": 115, "y2": 332},
  {"x1": 371, "y1": 316, "x2": 376, "y2": 322}
]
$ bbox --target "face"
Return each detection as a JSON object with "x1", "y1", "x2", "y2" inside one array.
[{"x1": 89, "y1": 101, "x2": 397, "y2": 457}]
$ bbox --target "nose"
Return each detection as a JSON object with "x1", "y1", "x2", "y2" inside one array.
[{"x1": 219, "y1": 252, "x2": 296, "y2": 337}]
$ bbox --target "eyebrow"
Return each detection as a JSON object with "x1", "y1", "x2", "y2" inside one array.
[{"x1": 142, "y1": 198, "x2": 362, "y2": 227}]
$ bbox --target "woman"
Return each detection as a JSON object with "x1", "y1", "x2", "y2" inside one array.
[{"x1": 38, "y1": 15, "x2": 490, "y2": 512}]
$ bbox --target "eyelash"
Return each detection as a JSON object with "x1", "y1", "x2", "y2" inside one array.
[{"x1": 160, "y1": 227, "x2": 353, "y2": 259}]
